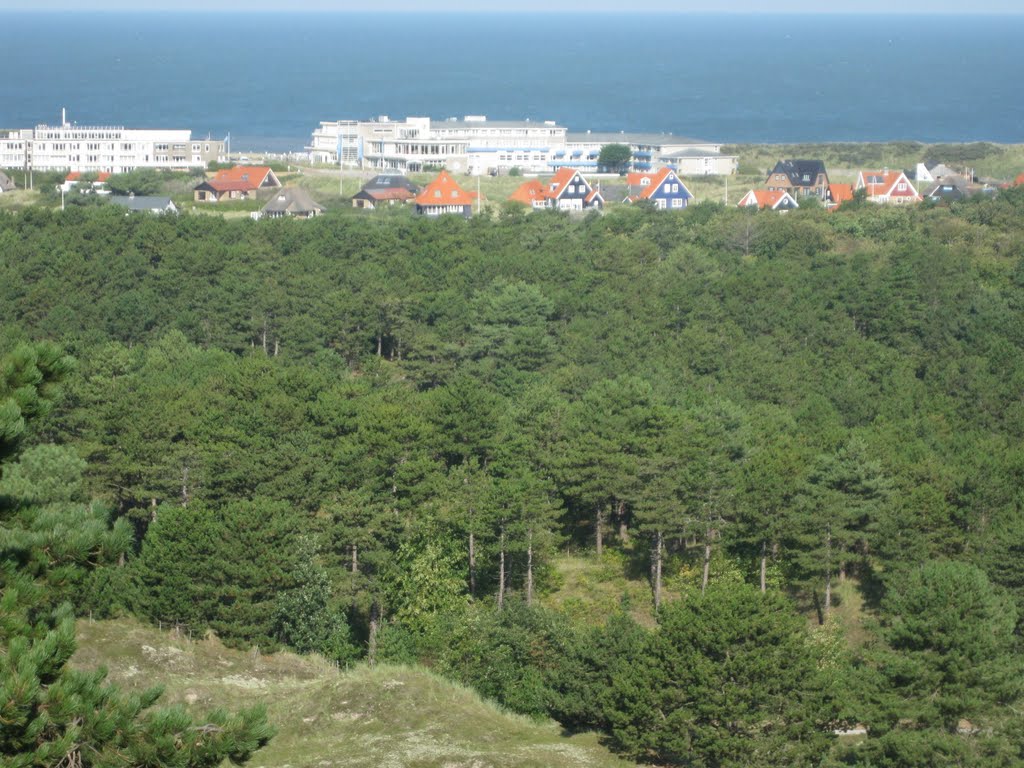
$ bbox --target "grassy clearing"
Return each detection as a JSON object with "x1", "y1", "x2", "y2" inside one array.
[
  {"x1": 542, "y1": 549, "x2": 674, "y2": 628},
  {"x1": 0, "y1": 189, "x2": 47, "y2": 211},
  {"x1": 73, "y1": 618, "x2": 637, "y2": 768}
]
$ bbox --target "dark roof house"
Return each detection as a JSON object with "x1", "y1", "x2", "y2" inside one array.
[
  {"x1": 766, "y1": 160, "x2": 829, "y2": 199},
  {"x1": 352, "y1": 174, "x2": 419, "y2": 209},
  {"x1": 260, "y1": 187, "x2": 325, "y2": 218}
]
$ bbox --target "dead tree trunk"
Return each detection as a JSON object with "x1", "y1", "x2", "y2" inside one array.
[
  {"x1": 701, "y1": 534, "x2": 712, "y2": 594},
  {"x1": 616, "y1": 500, "x2": 629, "y2": 545},
  {"x1": 498, "y1": 528, "x2": 506, "y2": 610},
  {"x1": 760, "y1": 540, "x2": 768, "y2": 593},
  {"x1": 823, "y1": 526, "x2": 833, "y2": 620},
  {"x1": 653, "y1": 530, "x2": 664, "y2": 611},
  {"x1": 469, "y1": 531, "x2": 477, "y2": 598},
  {"x1": 351, "y1": 543, "x2": 358, "y2": 574},
  {"x1": 526, "y1": 528, "x2": 534, "y2": 606},
  {"x1": 367, "y1": 600, "x2": 380, "y2": 665},
  {"x1": 595, "y1": 506, "x2": 605, "y2": 556}
]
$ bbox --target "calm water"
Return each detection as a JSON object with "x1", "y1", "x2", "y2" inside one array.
[{"x1": 1, "y1": 12, "x2": 1022, "y2": 151}]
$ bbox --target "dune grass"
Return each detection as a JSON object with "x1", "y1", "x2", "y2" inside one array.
[{"x1": 73, "y1": 617, "x2": 638, "y2": 768}]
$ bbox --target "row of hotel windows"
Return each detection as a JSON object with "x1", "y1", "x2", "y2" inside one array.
[
  {"x1": 19, "y1": 142, "x2": 211, "y2": 153},
  {"x1": 499, "y1": 154, "x2": 547, "y2": 162}
]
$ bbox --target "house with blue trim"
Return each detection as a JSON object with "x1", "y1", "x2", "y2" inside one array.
[
  {"x1": 544, "y1": 167, "x2": 603, "y2": 211},
  {"x1": 625, "y1": 168, "x2": 694, "y2": 209}
]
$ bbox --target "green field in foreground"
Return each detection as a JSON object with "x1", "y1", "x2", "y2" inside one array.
[{"x1": 73, "y1": 618, "x2": 638, "y2": 768}]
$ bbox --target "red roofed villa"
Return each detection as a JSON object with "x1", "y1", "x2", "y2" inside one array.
[
  {"x1": 194, "y1": 165, "x2": 281, "y2": 203},
  {"x1": 826, "y1": 183, "x2": 855, "y2": 210},
  {"x1": 855, "y1": 170, "x2": 921, "y2": 205},
  {"x1": 508, "y1": 179, "x2": 548, "y2": 209},
  {"x1": 506, "y1": 168, "x2": 603, "y2": 211},
  {"x1": 737, "y1": 189, "x2": 799, "y2": 211},
  {"x1": 414, "y1": 170, "x2": 476, "y2": 217},
  {"x1": 624, "y1": 167, "x2": 693, "y2": 209}
]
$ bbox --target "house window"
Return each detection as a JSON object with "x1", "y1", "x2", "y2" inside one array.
[
  {"x1": 568, "y1": 184, "x2": 575, "y2": 193},
  {"x1": 672, "y1": 198, "x2": 683, "y2": 208},
  {"x1": 897, "y1": 182, "x2": 907, "y2": 191}
]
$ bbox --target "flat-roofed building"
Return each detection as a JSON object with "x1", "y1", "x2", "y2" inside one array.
[
  {"x1": 565, "y1": 132, "x2": 737, "y2": 175},
  {"x1": 0, "y1": 115, "x2": 224, "y2": 175},
  {"x1": 308, "y1": 115, "x2": 567, "y2": 176}
]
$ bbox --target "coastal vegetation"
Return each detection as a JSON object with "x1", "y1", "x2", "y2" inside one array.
[{"x1": 4, "y1": 182, "x2": 1024, "y2": 765}]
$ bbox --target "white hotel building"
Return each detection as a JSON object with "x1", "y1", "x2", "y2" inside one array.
[
  {"x1": 0, "y1": 117, "x2": 225, "y2": 175},
  {"x1": 308, "y1": 115, "x2": 568, "y2": 176},
  {"x1": 308, "y1": 115, "x2": 736, "y2": 177}
]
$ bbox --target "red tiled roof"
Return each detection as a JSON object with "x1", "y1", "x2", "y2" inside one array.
[
  {"x1": 211, "y1": 165, "x2": 275, "y2": 191},
  {"x1": 829, "y1": 183, "x2": 854, "y2": 204},
  {"x1": 96, "y1": 172, "x2": 110, "y2": 183},
  {"x1": 65, "y1": 172, "x2": 81, "y2": 182},
  {"x1": 636, "y1": 168, "x2": 674, "y2": 201},
  {"x1": 508, "y1": 179, "x2": 546, "y2": 206},
  {"x1": 545, "y1": 167, "x2": 584, "y2": 199},
  {"x1": 739, "y1": 189, "x2": 793, "y2": 209},
  {"x1": 857, "y1": 170, "x2": 919, "y2": 199},
  {"x1": 626, "y1": 172, "x2": 655, "y2": 187},
  {"x1": 414, "y1": 170, "x2": 474, "y2": 207}
]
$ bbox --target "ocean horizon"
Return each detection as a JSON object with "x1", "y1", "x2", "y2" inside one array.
[{"x1": 1, "y1": 12, "x2": 1021, "y2": 152}]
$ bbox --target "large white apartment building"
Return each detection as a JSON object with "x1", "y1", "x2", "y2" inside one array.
[
  {"x1": 308, "y1": 115, "x2": 736, "y2": 177},
  {"x1": 0, "y1": 116, "x2": 225, "y2": 175},
  {"x1": 308, "y1": 115, "x2": 568, "y2": 176}
]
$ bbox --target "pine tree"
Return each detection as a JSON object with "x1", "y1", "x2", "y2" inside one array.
[{"x1": 1, "y1": 343, "x2": 273, "y2": 767}]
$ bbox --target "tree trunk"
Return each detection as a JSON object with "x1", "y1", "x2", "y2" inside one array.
[
  {"x1": 468, "y1": 531, "x2": 477, "y2": 598},
  {"x1": 498, "y1": 528, "x2": 506, "y2": 610},
  {"x1": 616, "y1": 500, "x2": 629, "y2": 545},
  {"x1": 367, "y1": 600, "x2": 380, "y2": 665},
  {"x1": 526, "y1": 528, "x2": 534, "y2": 606},
  {"x1": 376, "y1": 334, "x2": 383, "y2": 357},
  {"x1": 760, "y1": 540, "x2": 768, "y2": 593},
  {"x1": 701, "y1": 533, "x2": 712, "y2": 594},
  {"x1": 653, "y1": 530, "x2": 664, "y2": 611},
  {"x1": 273, "y1": 338, "x2": 279, "y2": 357},
  {"x1": 351, "y1": 543, "x2": 358, "y2": 574},
  {"x1": 595, "y1": 506, "x2": 604, "y2": 556},
  {"x1": 824, "y1": 526, "x2": 833, "y2": 619},
  {"x1": 150, "y1": 497, "x2": 158, "y2": 523},
  {"x1": 181, "y1": 465, "x2": 190, "y2": 507},
  {"x1": 261, "y1": 319, "x2": 268, "y2": 354}
]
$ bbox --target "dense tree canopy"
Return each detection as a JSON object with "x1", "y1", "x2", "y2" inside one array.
[{"x1": 4, "y1": 186, "x2": 1024, "y2": 764}]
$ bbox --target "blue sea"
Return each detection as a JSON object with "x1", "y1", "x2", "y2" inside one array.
[{"x1": 1, "y1": 12, "x2": 1022, "y2": 151}]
